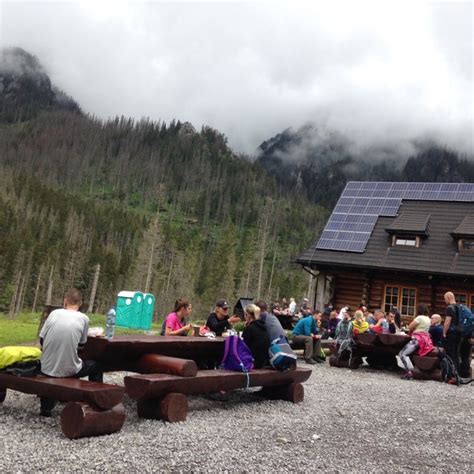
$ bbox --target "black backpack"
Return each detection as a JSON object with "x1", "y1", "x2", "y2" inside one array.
[
  {"x1": 2, "y1": 359, "x2": 41, "y2": 377},
  {"x1": 438, "y1": 352, "x2": 460, "y2": 385}
]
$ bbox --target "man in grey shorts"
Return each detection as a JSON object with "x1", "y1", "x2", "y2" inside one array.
[{"x1": 39, "y1": 288, "x2": 103, "y2": 416}]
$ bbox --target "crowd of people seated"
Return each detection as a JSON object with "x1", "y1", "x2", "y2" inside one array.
[{"x1": 159, "y1": 293, "x2": 471, "y2": 381}]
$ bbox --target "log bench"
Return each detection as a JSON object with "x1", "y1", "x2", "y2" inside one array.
[
  {"x1": 0, "y1": 374, "x2": 125, "y2": 439},
  {"x1": 328, "y1": 334, "x2": 445, "y2": 381},
  {"x1": 124, "y1": 367, "x2": 312, "y2": 422}
]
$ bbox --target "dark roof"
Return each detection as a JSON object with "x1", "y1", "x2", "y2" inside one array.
[
  {"x1": 385, "y1": 212, "x2": 430, "y2": 237},
  {"x1": 316, "y1": 182, "x2": 474, "y2": 253},
  {"x1": 297, "y1": 200, "x2": 474, "y2": 277},
  {"x1": 451, "y1": 215, "x2": 474, "y2": 238}
]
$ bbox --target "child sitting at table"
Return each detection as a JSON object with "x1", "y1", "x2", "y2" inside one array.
[{"x1": 352, "y1": 310, "x2": 369, "y2": 335}]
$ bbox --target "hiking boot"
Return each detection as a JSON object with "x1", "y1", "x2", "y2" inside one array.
[
  {"x1": 305, "y1": 358, "x2": 317, "y2": 365},
  {"x1": 400, "y1": 371, "x2": 414, "y2": 380}
]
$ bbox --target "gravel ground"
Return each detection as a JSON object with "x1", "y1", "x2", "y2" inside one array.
[{"x1": 0, "y1": 360, "x2": 473, "y2": 473}]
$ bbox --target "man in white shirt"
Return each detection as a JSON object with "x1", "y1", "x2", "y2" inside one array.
[{"x1": 39, "y1": 288, "x2": 103, "y2": 416}]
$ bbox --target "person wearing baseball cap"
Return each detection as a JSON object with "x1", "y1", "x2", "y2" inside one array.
[{"x1": 205, "y1": 299, "x2": 241, "y2": 336}]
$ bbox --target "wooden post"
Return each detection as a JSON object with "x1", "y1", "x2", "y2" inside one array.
[
  {"x1": 137, "y1": 393, "x2": 188, "y2": 422},
  {"x1": 315, "y1": 271, "x2": 326, "y2": 311},
  {"x1": 60, "y1": 402, "x2": 126, "y2": 439},
  {"x1": 260, "y1": 383, "x2": 304, "y2": 403}
]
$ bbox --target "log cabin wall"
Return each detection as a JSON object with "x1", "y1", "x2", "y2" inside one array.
[
  {"x1": 332, "y1": 270, "x2": 367, "y2": 310},
  {"x1": 369, "y1": 273, "x2": 432, "y2": 312},
  {"x1": 432, "y1": 277, "x2": 474, "y2": 316},
  {"x1": 329, "y1": 267, "x2": 473, "y2": 318}
]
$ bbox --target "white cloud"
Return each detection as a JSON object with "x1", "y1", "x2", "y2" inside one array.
[{"x1": 0, "y1": 0, "x2": 472, "y2": 155}]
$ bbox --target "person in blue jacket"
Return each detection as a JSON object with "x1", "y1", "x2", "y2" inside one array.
[{"x1": 292, "y1": 310, "x2": 324, "y2": 364}]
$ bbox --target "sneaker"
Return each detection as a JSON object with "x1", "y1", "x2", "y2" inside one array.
[
  {"x1": 400, "y1": 371, "x2": 413, "y2": 380},
  {"x1": 305, "y1": 358, "x2": 317, "y2": 365},
  {"x1": 459, "y1": 377, "x2": 472, "y2": 385},
  {"x1": 313, "y1": 357, "x2": 325, "y2": 364}
]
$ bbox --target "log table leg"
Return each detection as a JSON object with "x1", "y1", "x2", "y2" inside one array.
[
  {"x1": 0, "y1": 389, "x2": 6, "y2": 403},
  {"x1": 60, "y1": 402, "x2": 125, "y2": 439},
  {"x1": 412, "y1": 367, "x2": 443, "y2": 382},
  {"x1": 259, "y1": 383, "x2": 304, "y2": 403},
  {"x1": 137, "y1": 393, "x2": 188, "y2": 422}
]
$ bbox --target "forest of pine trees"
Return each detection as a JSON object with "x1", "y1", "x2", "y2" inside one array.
[{"x1": 0, "y1": 110, "x2": 327, "y2": 318}]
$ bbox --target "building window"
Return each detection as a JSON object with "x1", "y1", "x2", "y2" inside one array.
[
  {"x1": 384, "y1": 285, "x2": 417, "y2": 317},
  {"x1": 455, "y1": 293, "x2": 467, "y2": 305},
  {"x1": 384, "y1": 286, "x2": 399, "y2": 314},
  {"x1": 456, "y1": 293, "x2": 474, "y2": 312},
  {"x1": 459, "y1": 239, "x2": 474, "y2": 251},
  {"x1": 401, "y1": 288, "x2": 417, "y2": 317},
  {"x1": 395, "y1": 237, "x2": 417, "y2": 247}
]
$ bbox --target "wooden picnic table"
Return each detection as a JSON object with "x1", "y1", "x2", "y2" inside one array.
[{"x1": 81, "y1": 335, "x2": 225, "y2": 371}]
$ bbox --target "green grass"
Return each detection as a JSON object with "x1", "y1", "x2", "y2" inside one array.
[{"x1": 0, "y1": 312, "x2": 163, "y2": 347}]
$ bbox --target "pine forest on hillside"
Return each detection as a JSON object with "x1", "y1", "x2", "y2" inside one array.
[{"x1": 0, "y1": 110, "x2": 326, "y2": 318}]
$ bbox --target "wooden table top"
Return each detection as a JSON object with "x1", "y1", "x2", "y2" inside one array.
[{"x1": 81, "y1": 335, "x2": 225, "y2": 364}]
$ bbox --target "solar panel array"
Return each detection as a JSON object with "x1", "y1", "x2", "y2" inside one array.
[{"x1": 316, "y1": 182, "x2": 474, "y2": 253}]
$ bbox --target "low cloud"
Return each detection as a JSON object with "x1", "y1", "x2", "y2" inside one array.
[{"x1": 1, "y1": 1, "x2": 472, "y2": 156}]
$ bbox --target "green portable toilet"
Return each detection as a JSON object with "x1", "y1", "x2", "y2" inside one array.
[
  {"x1": 116, "y1": 291, "x2": 144, "y2": 329},
  {"x1": 140, "y1": 293, "x2": 156, "y2": 330}
]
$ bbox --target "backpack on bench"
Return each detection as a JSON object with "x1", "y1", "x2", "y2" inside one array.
[
  {"x1": 220, "y1": 335, "x2": 254, "y2": 372},
  {"x1": 269, "y1": 336, "x2": 297, "y2": 371}
]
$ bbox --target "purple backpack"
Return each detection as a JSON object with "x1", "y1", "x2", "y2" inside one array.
[{"x1": 220, "y1": 335, "x2": 254, "y2": 372}]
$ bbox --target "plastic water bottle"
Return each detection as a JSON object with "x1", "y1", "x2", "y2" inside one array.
[
  {"x1": 381, "y1": 319, "x2": 389, "y2": 334},
  {"x1": 105, "y1": 307, "x2": 116, "y2": 340}
]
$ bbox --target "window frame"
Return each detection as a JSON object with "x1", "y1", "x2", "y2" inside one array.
[
  {"x1": 383, "y1": 285, "x2": 417, "y2": 318},
  {"x1": 456, "y1": 293, "x2": 474, "y2": 312},
  {"x1": 391, "y1": 235, "x2": 421, "y2": 248},
  {"x1": 458, "y1": 238, "x2": 474, "y2": 252}
]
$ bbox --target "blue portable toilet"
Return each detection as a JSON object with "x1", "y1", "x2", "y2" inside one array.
[
  {"x1": 140, "y1": 293, "x2": 156, "y2": 331},
  {"x1": 116, "y1": 291, "x2": 144, "y2": 329}
]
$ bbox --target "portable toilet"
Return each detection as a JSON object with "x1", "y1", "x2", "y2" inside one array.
[
  {"x1": 116, "y1": 291, "x2": 144, "y2": 329},
  {"x1": 140, "y1": 293, "x2": 156, "y2": 330}
]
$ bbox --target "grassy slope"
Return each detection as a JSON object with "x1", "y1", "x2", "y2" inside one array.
[{"x1": 0, "y1": 312, "x2": 165, "y2": 346}]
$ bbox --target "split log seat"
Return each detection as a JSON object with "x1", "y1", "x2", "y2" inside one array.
[
  {"x1": 0, "y1": 374, "x2": 125, "y2": 439},
  {"x1": 124, "y1": 367, "x2": 312, "y2": 422},
  {"x1": 410, "y1": 348, "x2": 443, "y2": 381}
]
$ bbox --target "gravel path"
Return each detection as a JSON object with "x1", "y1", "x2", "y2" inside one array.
[{"x1": 1, "y1": 361, "x2": 472, "y2": 473}]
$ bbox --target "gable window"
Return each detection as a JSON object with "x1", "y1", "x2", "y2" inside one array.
[
  {"x1": 394, "y1": 236, "x2": 418, "y2": 247},
  {"x1": 459, "y1": 239, "x2": 474, "y2": 251},
  {"x1": 384, "y1": 285, "x2": 417, "y2": 317}
]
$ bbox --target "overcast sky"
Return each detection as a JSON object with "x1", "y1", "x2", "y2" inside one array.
[{"x1": 1, "y1": 0, "x2": 472, "y2": 156}]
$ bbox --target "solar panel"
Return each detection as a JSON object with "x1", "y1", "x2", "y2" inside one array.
[{"x1": 316, "y1": 182, "x2": 474, "y2": 253}]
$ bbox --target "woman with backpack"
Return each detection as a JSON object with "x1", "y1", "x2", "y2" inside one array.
[{"x1": 242, "y1": 304, "x2": 270, "y2": 369}]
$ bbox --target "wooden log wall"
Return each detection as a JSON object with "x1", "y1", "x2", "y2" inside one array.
[
  {"x1": 332, "y1": 270, "x2": 367, "y2": 310},
  {"x1": 330, "y1": 267, "x2": 473, "y2": 318}
]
